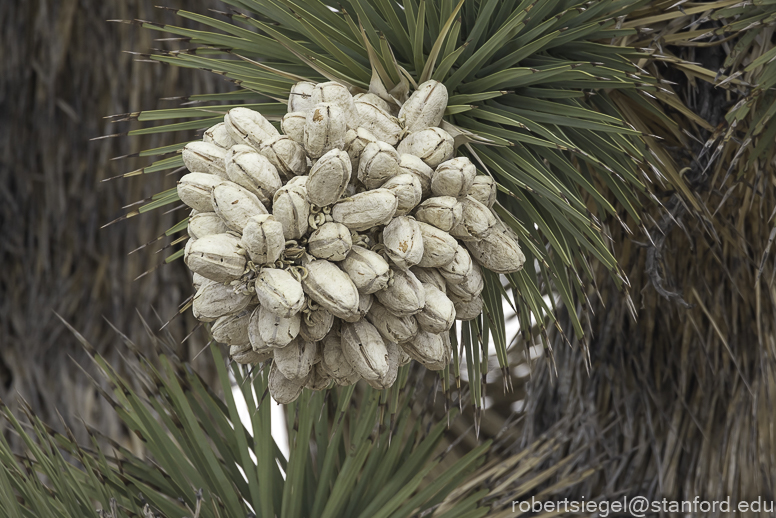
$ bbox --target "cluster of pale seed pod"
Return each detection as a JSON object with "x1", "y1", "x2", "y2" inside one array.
[{"x1": 177, "y1": 79, "x2": 525, "y2": 403}]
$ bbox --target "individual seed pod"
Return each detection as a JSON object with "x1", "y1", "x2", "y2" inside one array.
[
  {"x1": 367, "y1": 300, "x2": 418, "y2": 343},
  {"x1": 357, "y1": 141, "x2": 401, "y2": 189},
  {"x1": 399, "y1": 154, "x2": 434, "y2": 198},
  {"x1": 354, "y1": 92, "x2": 395, "y2": 115},
  {"x1": 451, "y1": 293, "x2": 483, "y2": 320},
  {"x1": 306, "y1": 362, "x2": 333, "y2": 390},
  {"x1": 211, "y1": 182, "x2": 268, "y2": 232},
  {"x1": 192, "y1": 272, "x2": 208, "y2": 291},
  {"x1": 184, "y1": 233, "x2": 246, "y2": 283},
  {"x1": 331, "y1": 189, "x2": 397, "y2": 231},
  {"x1": 272, "y1": 182, "x2": 310, "y2": 239},
  {"x1": 469, "y1": 175, "x2": 497, "y2": 208},
  {"x1": 374, "y1": 268, "x2": 425, "y2": 317},
  {"x1": 431, "y1": 156, "x2": 476, "y2": 199},
  {"x1": 304, "y1": 103, "x2": 347, "y2": 159},
  {"x1": 231, "y1": 344, "x2": 273, "y2": 365},
  {"x1": 306, "y1": 148, "x2": 351, "y2": 207},
  {"x1": 286, "y1": 175, "x2": 309, "y2": 189},
  {"x1": 311, "y1": 81, "x2": 360, "y2": 129},
  {"x1": 253, "y1": 305, "x2": 301, "y2": 348},
  {"x1": 401, "y1": 330, "x2": 447, "y2": 367},
  {"x1": 450, "y1": 196, "x2": 498, "y2": 241},
  {"x1": 396, "y1": 127, "x2": 454, "y2": 169},
  {"x1": 225, "y1": 145, "x2": 282, "y2": 206},
  {"x1": 224, "y1": 107, "x2": 280, "y2": 149},
  {"x1": 416, "y1": 221, "x2": 458, "y2": 268},
  {"x1": 211, "y1": 306, "x2": 254, "y2": 346},
  {"x1": 357, "y1": 292, "x2": 373, "y2": 318},
  {"x1": 300, "y1": 306, "x2": 334, "y2": 342},
  {"x1": 281, "y1": 111, "x2": 307, "y2": 144},
  {"x1": 382, "y1": 216, "x2": 424, "y2": 270},
  {"x1": 339, "y1": 245, "x2": 391, "y2": 294},
  {"x1": 177, "y1": 172, "x2": 224, "y2": 212},
  {"x1": 322, "y1": 329, "x2": 360, "y2": 385},
  {"x1": 288, "y1": 81, "x2": 317, "y2": 113},
  {"x1": 253, "y1": 268, "x2": 305, "y2": 317},
  {"x1": 302, "y1": 259, "x2": 361, "y2": 321},
  {"x1": 182, "y1": 141, "x2": 228, "y2": 178},
  {"x1": 424, "y1": 332, "x2": 453, "y2": 371},
  {"x1": 465, "y1": 221, "x2": 526, "y2": 274},
  {"x1": 241, "y1": 214, "x2": 285, "y2": 265},
  {"x1": 410, "y1": 266, "x2": 447, "y2": 293},
  {"x1": 366, "y1": 340, "x2": 401, "y2": 390},
  {"x1": 192, "y1": 280, "x2": 252, "y2": 322},
  {"x1": 188, "y1": 212, "x2": 228, "y2": 240},
  {"x1": 381, "y1": 174, "x2": 422, "y2": 216},
  {"x1": 268, "y1": 362, "x2": 309, "y2": 404},
  {"x1": 416, "y1": 284, "x2": 456, "y2": 334},
  {"x1": 447, "y1": 261, "x2": 484, "y2": 301},
  {"x1": 439, "y1": 245, "x2": 473, "y2": 284},
  {"x1": 413, "y1": 196, "x2": 462, "y2": 232},
  {"x1": 399, "y1": 348, "x2": 412, "y2": 366},
  {"x1": 355, "y1": 100, "x2": 403, "y2": 145},
  {"x1": 341, "y1": 320, "x2": 389, "y2": 381},
  {"x1": 260, "y1": 135, "x2": 308, "y2": 179},
  {"x1": 307, "y1": 222, "x2": 352, "y2": 261},
  {"x1": 203, "y1": 122, "x2": 236, "y2": 149},
  {"x1": 344, "y1": 127, "x2": 378, "y2": 172},
  {"x1": 273, "y1": 337, "x2": 316, "y2": 379},
  {"x1": 398, "y1": 80, "x2": 448, "y2": 132}
]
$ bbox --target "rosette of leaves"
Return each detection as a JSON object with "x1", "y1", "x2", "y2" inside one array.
[{"x1": 105, "y1": 0, "x2": 667, "y2": 398}]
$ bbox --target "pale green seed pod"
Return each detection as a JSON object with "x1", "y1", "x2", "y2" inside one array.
[
  {"x1": 354, "y1": 92, "x2": 396, "y2": 115},
  {"x1": 187, "y1": 212, "x2": 228, "y2": 240},
  {"x1": 254, "y1": 268, "x2": 306, "y2": 317},
  {"x1": 424, "y1": 332, "x2": 452, "y2": 371},
  {"x1": 339, "y1": 245, "x2": 391, "y2": 294},
  {"x1": 382, "y1": 216, "x2": 424, "y2": 270},
  {"x1": 182, "y1": 141, "x2": 228, "y2": 178},
  {"x1": 177, "y1": 172, "x2": 223, "y2": 212},
  {"x1": 184, "y1": 233, "x2": 246, "y2": 283},
  {"x1": 416, "y1": 221, "x2": 458, "y2": 268},
  {"x1": 401, "y1": 330, "x2": 448, "y2": 367},
  {"x1": 416, "y1": 284, "x2": 455, "y2": 334},
  {"x1": 211, "y1": 181, "x2": 268, "y2": 232},
  {"x1": 399, "y1": 154, "x2": 434, "y2": 198},
  {"x1": 357, "y1": 141, "x2": 401, "y2": 189},
  {"x1": 446, "y1": 259, "x2": 483, "y2": 302},
  {"x1": 281, "y1": 111, "x2": 307, "y2": 144},
  {"x1": 192, "y1": 280, "x2": 253, "y2": 322},
  {"x1": 241, "y1": 214, "x2": 285, "y2": 265},
  {"x1": 273, "y1": 337, "x2": 316, "y2": 379},
  {"x1": 355, "y1": 100, "x2": 403, "y2": 145},
  {"x1": 439, "y1": 245, "x2": 473, "y2": 284},
  {"x1": 272, "y1": 182, "x2": 310, "y2": 239},
  {"x1": 331, "y1": 189, "x2": 397, "y2": 231},
  {"x1": 224, "y1": 107, "x2": 280, "y2": 149},
  {"x1": 252, "y1": 305, "x2": 301, "y2": 348},
  {"x1": 306, "y1": 362, "x2": 333, "y2": 391},
  {"x1": 231, "y1": 343, "x2": 273, "y2": 365},
  {"x1": 192, "y1": 272, "x2": 208, "y2": 291},
  {"x1": 464, "y1": 221, "x2": 526, "y2": 274},
  {"x1": 322, "y1": 328, "x2": 361, "y2": 385},
  {"x1": 431, "y1": 157, "x2": 476, "y2": 199},
  {"x1": 225, "y1": 145, "x2": 282, "y2": 206},
  {"x1": 469, "y1": 175, "x2": 497, "y2": 208},
  {"x1": 367, "y1": 299, "x2": 419, "y2": 343},
  {"x1": 357, "y1": 292, "x2": 373, "y2": 318},
  {"x1": 398, "y1": 80, "x2": 448, "y2": 132},
  {"x1": 396, "y1": 127, "x2": 454, "y2": 169},
  {"x1": 410, "y1": 266, "x2": 447, "y2": 293},
  {"x1": 374, "y1": 269, "x2": 425, "y2": 317},
  {"x1": 268, "y1": 362, "x2": 309, "y2": 404},
  {"x1": 414, "y1": 196, "x2": 462, "y2": 232},
  {"x1": 450, "y1": 196, "x2": 498, "y2": 242},
  {"x1": 260, "y1": 135, "x2": 308, "y2": 179},
  {"x1": 304, "y1": 103, "x2": 347, "y2": 159},
  {"x1": 450, "y1": 293, "x2": 483, "y2": 321},
  {"x1": 306, "y1": 148, "x2": 351, "y2": 207},
  {"x1": 287, "y1": 81, "x2": 316, "y2": 113},
  {"x1": 344, "y1": 127, "x2": 378, "y2": 172},
  {"x1": 203, "y1": 122, "x2": 236, "y2": 149},
  {"x1": 341, "y1": 320, "x2": 390, "y2": 381},
  {"x1": 308, "y1": 222, "x2": 352, "y2": 261},
  {"x1": 302, "y1": 260, "x2": 361, "y2": 322},
  {"x1": 211, "y1": 306, "x2": 254, "y2": 346},
  {"x1": 300, "y1": 306, "x2": 334, "y2": 342},
  {"x1": 366, "y1": 340, "x2": 401, "y2": 390},
  {"x1": 312, "y1": 81, "x2": 360, "y2": 129},
  {"x1": 381, "y1": 174, "x2": 422, "y2": 216}
]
